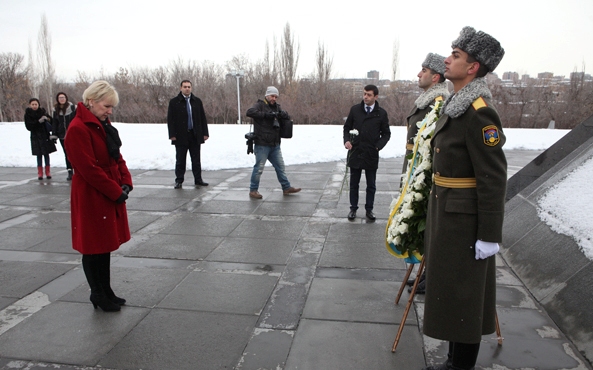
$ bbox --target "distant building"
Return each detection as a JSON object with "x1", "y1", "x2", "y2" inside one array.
[
  {"x1": 502, "y1": 72, "x2": 519, "y2": 82},
  {"x1": 538, "y1": 72, "x2": 554, "y2": 79},
  {"x1": 367, "y1": 70, "x2": 380, "y2": 80}
]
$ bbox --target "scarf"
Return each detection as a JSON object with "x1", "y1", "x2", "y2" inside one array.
[
  {"x1": 100, "y1": 121, "x2": 122, "y2": 160},
  {"x1": 414, "y1": 82, "x2": 450, "y2": 109},
  {"x1": 441, "y1": 77, "x2": 492, "y2": 118}
]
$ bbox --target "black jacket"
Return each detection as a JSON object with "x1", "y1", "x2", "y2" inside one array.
[
  {"x1": 24, "y1": 107, "x2": 56, "y2": 156},
  {"x1": 52, "y1": 102, "x2": 76, "y2": 139},
  {"x1": 167, "y1": 92, "x2": 209, "y2": 146},
  {"x1": 343, "y1": 100, "x2": 391, "y2": 169},
  {"x1": 246, "y1": 99, "x2": 290, "y2": 147}
]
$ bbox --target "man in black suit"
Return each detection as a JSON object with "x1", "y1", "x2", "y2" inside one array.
[{"x1": 167, "y1": 80, "x2": 209, "y2": 189}]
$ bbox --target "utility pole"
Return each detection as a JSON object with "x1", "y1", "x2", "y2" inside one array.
[{"x1": 230, "y1": 70, "x2": 244, "y2": 124}]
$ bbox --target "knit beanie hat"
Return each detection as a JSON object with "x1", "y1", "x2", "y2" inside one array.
[
  {"x1": 265, "y1": 86, "x2": 279, "y2": 97},
  {"x1": 422, "y1": 53, "x2": 446, "y2": 76},
  {"x1": 451, "y1": 26, "x2": 505, "y2": 72}
]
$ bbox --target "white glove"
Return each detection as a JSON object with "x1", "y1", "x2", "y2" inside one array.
[
  {"x1": 38, "y1": 117, "x2": 47, "y2": 123},
  {"x1": 475, "y1": 240, "x2": 499, "y2": 260},
  {"x1": 49, "y1": 135, "x2": 58, "y2": 140}
]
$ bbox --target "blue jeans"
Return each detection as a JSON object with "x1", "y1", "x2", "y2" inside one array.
[{"x1": 250, "y1": 144, "x2": 291, "y2": 191}]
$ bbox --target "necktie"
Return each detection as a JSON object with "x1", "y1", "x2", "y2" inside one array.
[
  {"x1": 366, "y1": 106, "x2": 371, "y2": 114},
  {"x1": 186, "y1": 97, "x2": 193, "y2": 130}
]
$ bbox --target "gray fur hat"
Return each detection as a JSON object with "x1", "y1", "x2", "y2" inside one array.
[
  {"x1": 265, "y1": 86, "x2": 279, "y2": 97},
  {"x1": 422, "y1": 53, "x2": 446, "y2": 76},
  {"x1": 451, "y1": 26, "x2": 505, "y2": 72}
]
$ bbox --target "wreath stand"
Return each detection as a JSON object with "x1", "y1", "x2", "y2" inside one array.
[{"x1": 391, "y1": 259, "x2": 503, "y2": 353}]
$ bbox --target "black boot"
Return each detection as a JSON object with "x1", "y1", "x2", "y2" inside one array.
[
  {"x1": 82, "y1": 254, "x2": 120, "y2": 312},
  {"x1": 98, "y1": 253, "x2": 126, "y2": 305},
  {"x1": 67, "y1": 169, "x2": 73, "y2": 181}
]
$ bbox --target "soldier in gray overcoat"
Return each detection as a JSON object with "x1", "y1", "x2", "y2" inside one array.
[{"x1": 422, "y1": 27, "x2": 506, "y2": 370}]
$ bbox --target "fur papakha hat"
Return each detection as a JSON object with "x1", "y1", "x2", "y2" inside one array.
[
  {"x1": 422, "y1": 53, "x2": 446, "y2": 76},
  {"x1": 265, "y1": 86, "x2": 279, "y2": 97},
  {"x1": 451, "y1": 26, "x2": 505, "y2": 72}
]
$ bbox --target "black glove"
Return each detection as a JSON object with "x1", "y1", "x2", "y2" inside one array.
[
  {"x1": 122, "y1": 184, "x2": 133, "y2": 194},
  {"x1": 279, "y1": 110, "x2": 290, "y2": 120},
  {"x1": 264, "y1": 112, "x2": 277, "y2": 119},
  {"x1": 116, "y1": 192, "x2": 128, "y2": 204}
]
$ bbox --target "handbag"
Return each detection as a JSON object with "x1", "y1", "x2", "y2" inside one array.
[{"x1": 280, "y1": 119, "x2": 293, "y2": 139}]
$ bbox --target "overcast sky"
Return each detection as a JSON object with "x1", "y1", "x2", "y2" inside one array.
[{"x1": 1, "y1": 0, "x2": 592, "y2": 82}]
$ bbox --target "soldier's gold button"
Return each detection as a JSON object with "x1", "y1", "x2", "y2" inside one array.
[
  {"x1": 435, "y1": 148, "x2": 440, "y2": 153},
  {"x1": 436, "y1": 172, "x2": 440, "y2": 176}
]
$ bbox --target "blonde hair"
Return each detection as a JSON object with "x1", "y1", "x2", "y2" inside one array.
[{"x1": 82, "y1": 80, "x2": 119, "y2": 107}]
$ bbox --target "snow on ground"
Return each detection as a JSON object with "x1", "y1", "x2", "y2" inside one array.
[
  {"x1": 2, "y1": 122, "x2": 591, "y2": 261},
  {"x1": 0, "y1": 122, "x2": 569, "y2": 170}
]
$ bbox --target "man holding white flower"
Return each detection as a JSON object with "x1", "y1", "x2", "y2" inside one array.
[
  {"x1": 343, "y1": 84, "x2": 391, "y2": 221},
  {"x1": 422, "y1": 27, "x2": 506, "y2": 370}
]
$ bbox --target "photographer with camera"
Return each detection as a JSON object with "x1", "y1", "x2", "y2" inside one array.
[{"x1": 245, "y1": 86, "x2": 300, "y2": 199}]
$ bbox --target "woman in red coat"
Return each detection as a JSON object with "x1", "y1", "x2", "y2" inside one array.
[{"x1": 65, "y1": 80, "x2": 133, "y2": 312}]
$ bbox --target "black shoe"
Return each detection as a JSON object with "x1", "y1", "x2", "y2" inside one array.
[
  {"x1": 174, "y1": 182, "x2": 182, "y2": 189},
  {"x1": 409, "y1": 278, "x2": 426, "y2": 294},
  {"x1": 347, "y1": 210, "x2": 356, "y2": 221},
  {"x1": 366, "y1": 211, "x2": 376, "y2": 221},
  {"x1": 90, "y1": 293, "x2": 121, "y2": 312},
  {"x1": 195, "y1": 180, "x2": 209, "y2": 186},
  {"x1": 67, "y1": 169, "x2": 73, "y2": 181}
]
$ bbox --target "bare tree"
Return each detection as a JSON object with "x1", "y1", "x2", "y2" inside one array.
[
  {"x1": 280, "y1": 23, "x2": 300, "y2": 87},
  {"x1": 0, "y1": 53, "x2": 30, "y2": 121},
  {"x1": 315, "y1": 40, "x2": 333, "y2": 84},
  {"x1": 37, "y1": 14, "x2": 55, "y2": 109},
  {"x1": 391, "y1": 38, "x2": 400, "y2": 81}
]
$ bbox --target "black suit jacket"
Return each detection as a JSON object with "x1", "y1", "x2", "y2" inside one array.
[{"x1": 167, "y1": 92, "x2": 209, "y2": 146}]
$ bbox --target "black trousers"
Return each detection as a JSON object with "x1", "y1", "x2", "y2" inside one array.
[
  {"x1": 175, "y1": 132, "x2": 202, "y2": 184},
  {"x1": 349, "y1": 167, "x2": 377, "y2": 211},
  {"x1": 58, "y1": 138, "x2": 72, "y2": 170}
]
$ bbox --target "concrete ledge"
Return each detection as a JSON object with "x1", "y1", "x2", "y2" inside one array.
[{"x1": 503, "y1": 137, "x2": 593, "y2": 362}]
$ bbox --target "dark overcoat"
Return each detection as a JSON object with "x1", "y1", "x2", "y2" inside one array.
[
  {"x1": 24, "y1": 107, "x2": 57, "y2": 156},
  {"x1": 401, "y1": 104, "x2": 432, "y2": 174},
  {"x1": 342, "y1": 100, "x2": 391, "y2": 170},
  {"x1": 65, "y1": 103, "x2": 132, "y2": 255},
  {"x1": 52, "y1": 102, "x2": 76, "y2": 139},
  {"x1": 167, "y1": 92, "x2": 209, "y2": 146},
  {"x1": 423, "y1": 97, "x2": 507, "y2": 343}
]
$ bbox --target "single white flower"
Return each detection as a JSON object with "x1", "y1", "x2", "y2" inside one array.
[
  {"x1": 397, "y1": 223, "x2": 408, "y2": 233},
  {"x1": 349, "y1": 129, "x2": 359, "y2": 136}
]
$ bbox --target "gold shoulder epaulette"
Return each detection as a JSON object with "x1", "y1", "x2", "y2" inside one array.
[
  {"x1": 472, "y1": 97, "x2": 488, "y2": 110},
  {"x1": 435, "y1": 96, "x2": 443, "y2": 101}
]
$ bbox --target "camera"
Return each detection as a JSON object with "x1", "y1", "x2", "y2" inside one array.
[
  {"x1": 273, "y1": 117, "x2": 280, "y2": 129},
  {"x1": 245, "y1": 132, "x2": 256, "y2": 154}
]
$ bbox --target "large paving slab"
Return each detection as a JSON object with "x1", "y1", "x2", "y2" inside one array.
[{"x1": 0, "y1": 153, "x2": 590, "y2": 370}]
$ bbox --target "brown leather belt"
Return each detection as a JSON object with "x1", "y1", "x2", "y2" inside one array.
[{"x1": 433, "y1": 174, "x2": 477, "y2": 188}]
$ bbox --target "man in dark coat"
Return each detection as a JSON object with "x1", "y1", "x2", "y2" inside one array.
[
  {"x1": 403, "y1": 53, "x2": 450, "y2": 295},
  {"x1": 402, "y1": 53, "x2": 450, "y2": 179},
  {"x1": 343, "y1": 84, "x2": 391, "y2": 221},
  {"x1": 167, "y1": 80, "x2": 209, "y2": 189},
  {"x1": 246, "y1": 86, "x2": 300, "y2": 199},
  {"x1": 422, "y1": 27, "x2": 506, "y2": 370}
]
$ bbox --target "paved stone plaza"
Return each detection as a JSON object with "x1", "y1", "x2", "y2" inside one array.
[{"x1": 0, "y1": 152, "x2": 590, "y2": 370}]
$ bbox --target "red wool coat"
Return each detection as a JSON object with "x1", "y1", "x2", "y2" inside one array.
[{"x1": 65, "y1": 103, "x2": 132, "y2": 254}]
